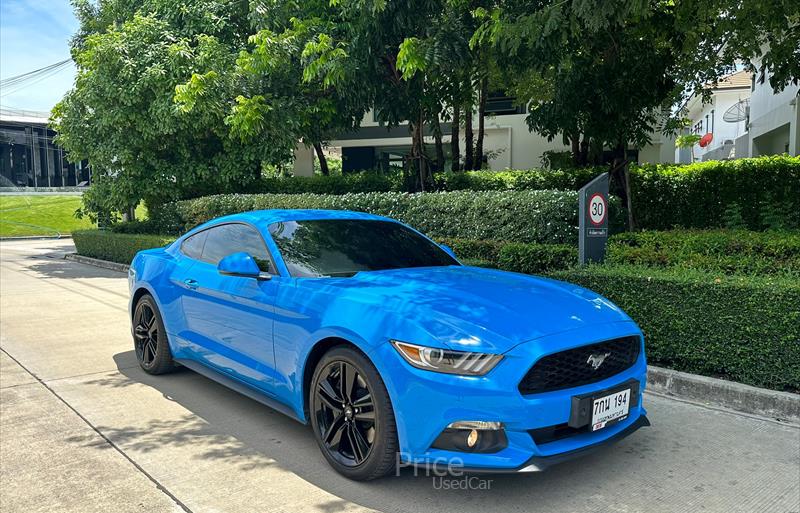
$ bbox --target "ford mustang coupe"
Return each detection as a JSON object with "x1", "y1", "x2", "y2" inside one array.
[{"x1": 129, "y1": 209, "x2": 649, "y2": 480}]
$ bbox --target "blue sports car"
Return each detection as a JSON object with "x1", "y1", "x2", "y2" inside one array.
[{"x1": 129, "y1": 209, "x2": 649, "y2": 480}]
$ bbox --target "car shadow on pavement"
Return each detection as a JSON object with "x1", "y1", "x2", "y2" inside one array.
[{"x1": 87, "y1": 351, "x2": 658, "y2": 513}]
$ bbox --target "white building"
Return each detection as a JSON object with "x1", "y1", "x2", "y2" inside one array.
[
  {"x1": 737, "y1": 56, "x2": 800, "y2": 158},
  {"x1": 676, "y1": 70, "x2": 752, "y2": 163},
  {"x1": 293, "y1": 95, "x2": 673, "y2": 175}
]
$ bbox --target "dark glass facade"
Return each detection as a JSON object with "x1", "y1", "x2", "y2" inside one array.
[{"x1": 0, "y1": 119, "x2": 89, "y2": 188}]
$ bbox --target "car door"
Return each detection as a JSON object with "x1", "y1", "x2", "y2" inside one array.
[{"x1": 179, "y1": 222, "x2": 280, "y2": 394}]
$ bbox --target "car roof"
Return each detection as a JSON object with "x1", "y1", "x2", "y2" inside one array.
[{"x1": 195, "y1": 209, "x2": 395, "y2": 232}]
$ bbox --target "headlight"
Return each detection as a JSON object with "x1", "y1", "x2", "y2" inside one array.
[{"x1": 390, "y1": 340, "x2": 503, "y2": 376}]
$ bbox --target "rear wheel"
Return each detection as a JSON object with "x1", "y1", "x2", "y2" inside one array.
[
  {"x1": 310, "y1": 346, "x2": 398, "y2": 480},
  {"x1": 132, "y1": 294, "x2": 175, "y2": 375}
]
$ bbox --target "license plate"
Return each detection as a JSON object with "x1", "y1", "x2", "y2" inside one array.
[{"x1": 591, "y1": 388, "x2": 630, "y2": 431}]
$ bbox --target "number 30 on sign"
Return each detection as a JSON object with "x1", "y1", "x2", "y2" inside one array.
[{"x1": 588, "y1": 193, "x2": 607, "y2": 226}]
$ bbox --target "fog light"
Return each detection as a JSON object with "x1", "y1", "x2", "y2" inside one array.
[{"x1": 431, "y1": 422, "x2": 508, "y2": 453}]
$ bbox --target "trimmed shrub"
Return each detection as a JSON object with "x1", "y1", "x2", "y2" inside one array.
[
  {"x1": 157, "y1": 190, "x2": 582, "y2": 244},
  {"x1": 549, "y1": 265, "x2": 800, "y2": 392},
  {"x1": 436, "y1": 238, "x2": 507, "y2": 264},
  {"x1": 435, "y1": 167, "x2": 603, "y2": 192},
  {"x1": 436, "y1": 238, "x2": 576, "y2": 273},
  {"x1": 631, "y1": 155, "x2": 800, "y2": 230},
  {"x1": 259, "y1": 171, "x2": 404, "y2": 194},
  {"x1": 607, "y1": 229, "x2": 800, "y2": 276},
  {"x1": 232, "y1": 156, "x2": 800, "y2": 231},
  {"x1": 498, "y1": 243, "x2": 576, "y2": 274},
  {"x1": 72, "y1": 230, "x2": 175, "y2": 264}
]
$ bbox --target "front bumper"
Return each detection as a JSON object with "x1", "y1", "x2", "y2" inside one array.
[{"x1": 371, "y1": 321, "x2": 649, "y2": 471}]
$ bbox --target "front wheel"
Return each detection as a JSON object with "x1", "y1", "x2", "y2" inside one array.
[
  {"x1": 310, "y1": 346, "x2": 398, "y2": 480},
  {"x1": 132, "y1": 294, "x2": 175, "y2": 375}
]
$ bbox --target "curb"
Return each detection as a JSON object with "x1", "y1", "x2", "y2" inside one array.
[
  {"x1": 647, "y1": 365, "x2": 799, "y2": 425},
  {"x1": 61, "y1": 252, "x2": 800, "y2": 425},
  {"x1": 64, "y1": 253, "x2": 129, "y2": 273},
  {"x1": 0, "y1": 234, "x2": 72, "y2": 241}
]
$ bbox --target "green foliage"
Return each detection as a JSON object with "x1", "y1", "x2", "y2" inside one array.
[
  {"x1": 259, "y1": 171, "x2": 403, "y2": 194},
  {"x1": 631, "y1": 156, "x2": 800, "y2": 230},
  {"x1": 497, "y1": 243, "x2": 576, "y2": 275},
  {"x1": 54, "y1": 0, "x2": 294, "y2": 220},
  {"x1": 435, "y1": 167, "x2": 603, "y2": 191},
  {"x1": 549, "y1": 265, "x2": 800, "y2": 392},
  {"x1": 540, "y1": 150, "x2": 574, "y2": 170},
  {"x1": 607, "y1": 230, "x2": 800, "y2": 277},
  {"x1": 72, "y1": 230, "x2": 175, "y2": 264},
  {"x1": 152, "y1": 190, "x2": 581, "y2": 244},
  {"x1": 675, "y1": 134, "x2": 702, "y2": 149},
  {"x1": 436, "y1": 238, "x2": 576, "y2": 274}
]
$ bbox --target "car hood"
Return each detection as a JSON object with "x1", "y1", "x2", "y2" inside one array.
[{"x1": 312, "y1": 265, "x2": 634, "y2": 353}]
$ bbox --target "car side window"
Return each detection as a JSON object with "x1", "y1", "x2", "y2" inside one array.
[
  {"x1": 200, "y1": 223, "x2": 275, "y2": 274},
  {"x1": 180, "y1": 231, "x2": 207, "y2": 260}
]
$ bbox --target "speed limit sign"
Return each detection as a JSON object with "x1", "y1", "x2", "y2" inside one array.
[
  {"x1": 579, "y1": 173, "x2": 610, "y2": 265},
  {"x1": 588, "y1": 193, "x2": 607, "y2": 226}
]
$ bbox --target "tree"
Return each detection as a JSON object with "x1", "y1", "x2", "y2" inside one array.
[
  {"x1": 54, "y1": 0, "x2": 295, "y2": 220},
  {"x1": 472, "y1": 0, "x2": 691, "y2": 227},
  {"x1": 675, "y1": 133, "x2": 702, "y2": 162}
]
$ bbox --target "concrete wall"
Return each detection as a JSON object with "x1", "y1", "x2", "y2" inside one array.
[{"x1": 747, "y1": 56, "x2": 800, "y2": 157}]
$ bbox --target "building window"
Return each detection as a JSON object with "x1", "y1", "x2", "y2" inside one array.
[
  {"x1": 485, "y1": 93, "x2": 526, "y2": 115},
  {"x1": 710, "y1": 110, "x2": 714, "y2": 133}
]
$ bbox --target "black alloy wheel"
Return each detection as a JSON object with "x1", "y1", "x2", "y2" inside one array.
[
  {"x1": 132, "y1": 295, "x2": 175, "y2": 375},
  {"x1": 311, "y1": 346, "x2": 398, "y2": 480},
  {"x1": 316, "y1": 361, "x2": 376, "y2": 466}
]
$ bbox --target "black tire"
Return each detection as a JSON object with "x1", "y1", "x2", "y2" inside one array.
[
  {"x1": 132, "y1": 294, "x2": 175, "y2": 375},
  {"x1": 310, "y1": 346, "x2": 399, "y2": 480}
]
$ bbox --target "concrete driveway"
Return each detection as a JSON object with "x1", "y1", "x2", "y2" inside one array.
[{"x1": 1, "y1": 239, "x2": 798, "y2": 513}]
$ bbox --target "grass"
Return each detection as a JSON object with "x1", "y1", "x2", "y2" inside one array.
[
  {"x1": 0, "y1": 195, "x2": 149, "y2": 236},
  {"x1": 0, "y1": 196, "x2": 94, "y2": 237}
]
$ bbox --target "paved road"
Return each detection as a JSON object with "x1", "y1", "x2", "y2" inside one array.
[{"x1": 1, "y1": 239, "x2": 798, "y2": 513}]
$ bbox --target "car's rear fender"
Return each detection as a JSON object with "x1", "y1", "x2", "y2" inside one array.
[{"x1": 129, "y1": 249, "x2": 185, "y2": 354}]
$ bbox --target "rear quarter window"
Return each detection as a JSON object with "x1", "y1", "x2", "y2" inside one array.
[{"x1": 180, "y1": 231, "x2": 207, "y2": 260}]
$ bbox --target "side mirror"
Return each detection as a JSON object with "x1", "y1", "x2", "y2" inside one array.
[
  {"x1": 217, "y1": 252, "x2": 271, "y2": 280},
  {"x1": 439, "y1": 244, "x2": 457, "y2": 259}
]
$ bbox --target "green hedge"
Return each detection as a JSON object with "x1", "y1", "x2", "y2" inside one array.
[
  {"x1": 232, "y1": 156, "x2": 800, "y2": 231},
  {"x1": 549, "y1": 265, "x2": 800, "y2": 392},
  {"x1": 607, "y1": 229, "x2": 800, "y2": 276},
  {"x1": 72, "y1": 230, "x2": 175, "y2": 265},
  {"x1": 437, "y1": 237, "x2": 577, "y2": 273},
  {"x1": 630, "y1": 156, "x2": 800, "y2": 230},
  {"x1": 259, "y1": 171, "x2": 403, "y2": 194},
  {"x1": 435, "y1": 167, "x2": 604, "y2": 192},
  {"x1": 153, "y1": 190, "x2": 583, "y2": 244}
]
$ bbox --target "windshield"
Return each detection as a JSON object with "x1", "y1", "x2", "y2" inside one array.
[{"x1": 269, "y1": 219, "x2": 459, "y2": 277}]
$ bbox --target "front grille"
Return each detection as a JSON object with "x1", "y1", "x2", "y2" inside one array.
[{"x1": 518, "y1": 336, "x2": 640, "y2": 394}]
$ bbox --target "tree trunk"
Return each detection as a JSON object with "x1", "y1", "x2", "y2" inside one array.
[
  {"x1": 579, "y1": 137, "x2": 589, "y2": 167},
  {"x1": 464, "y1": 104, "x2": 474, "y2": 171},
  {"x1": 312, "y1": 142, "x2": 329, "y2": 176},
  {"x1": 610, "y1": 141, "x2": 635, "y2": 230},
  {"x1": 433, "y1": 117, "x2": 444, "y2": 173},
  {"x1": 571, "y1": 136, "x2": 580, "y2": 167},
  {"x1": 450, "y1": 108, "x2": 460, "y2": 172},
  {"x1": 475, "y1": 76, "x2": 488, "y2": 169},
  {"x1": 409, "y1": 113, "x2": 428, "y2": 191}
]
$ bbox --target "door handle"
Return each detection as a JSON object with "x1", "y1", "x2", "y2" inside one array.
[{"x1": 184, "y1": 279, "x2": 199, "y2": 290}]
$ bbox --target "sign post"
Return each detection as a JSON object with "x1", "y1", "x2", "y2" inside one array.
[{"x1": 578, "y1": 172, "x2": 610, "y2": 265}]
